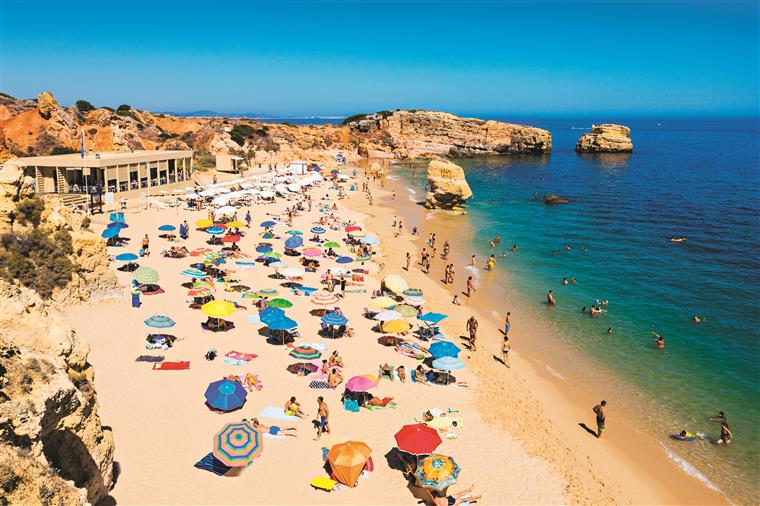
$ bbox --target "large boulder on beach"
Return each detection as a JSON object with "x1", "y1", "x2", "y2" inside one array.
[
  {"x1": 424, "y1": 158, "x2": 473, "y2": 211},
  {"x1": 576, "y1": 124, "x2": 633, "y2": 153}
]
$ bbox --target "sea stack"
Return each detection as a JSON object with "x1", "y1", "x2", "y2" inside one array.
[
  {"x1": 576, "y1": 124, "x2": 633, "y2": 153},
  {"x1": 424, "y1": 158, "x2": 473, "y2": 212}
]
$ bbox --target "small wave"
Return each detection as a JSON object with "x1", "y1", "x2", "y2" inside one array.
[
  {"x1": 490, "y1": 309, "x2": 500, "y2": 319},
  {"x1": 407, "y1": 188, "x2": 417, "y2": 195},
  {"x1": 464, "y1": 265, "x2": 480, "y2": 279},
  {"x1": 658, "y1": 443, "x2": 724, "y2": 496},
  {"x1": 386, "y1": 175, "x2": 398, "y2": 180},
  {"x1": 545, "y1": 365, "x2": 565, "y2": 380}
]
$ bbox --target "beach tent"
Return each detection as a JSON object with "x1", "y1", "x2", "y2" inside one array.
[
  {"x1": 213, "y1": 421, "x2": 263, "y2": 467},
  {"x1": 327, "y1": 441, "x2": 372, "y2": 488}
]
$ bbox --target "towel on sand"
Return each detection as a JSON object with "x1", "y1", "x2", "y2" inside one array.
[
  {"x1": 259, "y1": 406, "x2": 299, "y2": 422},
  {"x1": 223, "y1": 351, "x2": 257, "y2": 366},
  {"x1": 194, "y1": 453, "x2": 231, "y2": 476},
  {"x1": 309, "y1": 380, "x2": 336, "y2": 389},
  {"x1": 153, "y1": 361, "x2": 190, "y2": 370}
]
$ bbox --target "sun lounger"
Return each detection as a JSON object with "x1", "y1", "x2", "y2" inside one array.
[
  {"x1": 152, "y1": 361, "x2": 190, "y2": 370},
  {"x1": 259, "y1": 406, "x2": 299, "y2": 422},
  {"x1": 194, "y1": 452, "x2": 231, "y2": 476}
]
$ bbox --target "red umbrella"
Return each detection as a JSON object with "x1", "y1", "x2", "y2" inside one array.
[
  {"x1": 394, "y1": 424, "x2": 442, "y2": 455},
  {"x1": 222, "y1": 235, "x2": 241, "y2": 243},
  {"x1": 345, "y1": 225, "x2": 361, "y2": 232},
  {"x1": 214, "y1": 223, "x2": 228, "y2": 229}
]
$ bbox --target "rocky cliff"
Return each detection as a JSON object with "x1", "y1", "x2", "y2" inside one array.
[
  {"x1": 0, "y1": 92, "x2": 550, "y2": 165},
  {"x1": 575, "y1": 124, "x2": 633, "y2": 153},
  {"x1": 424, "y1": 158, "x2": 473, "y2": 211}
]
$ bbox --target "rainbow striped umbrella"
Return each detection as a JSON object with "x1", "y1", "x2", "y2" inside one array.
[
  {"x1": 310, "y1": 291, "x2": 339, "y2": 306},
  {"x1": 289, "y1": 346, "x2": 321, "y2": 360},
  {"x1": 255, "y1": 288, "x2": 279, "y2": 298},
  {"x1": 144, "y1": 315, "x2": 175, "y2": 328},
  {"x1": 134, "y1": 266, "x2": 159, "y2": 284},
  {"x1": 402, "y1": 288, "x2": 424, "y2": 298},
  {"x1": 212, "y1": 421, "x2": 262, "y2": 467}
]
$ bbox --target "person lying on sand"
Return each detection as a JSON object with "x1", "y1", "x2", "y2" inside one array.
[
  {"x1": 249, "y1": 418, "x2": 297, "y2": 437},
  {"x1": 427, "y1": 485, "x2": 481, "y2": 506},
  {"x1": 367, "y1": 395, "x2": 394, "y2": 407},
  {"x1": 245, "y1": 373, "x2": 262, "y2": 391}
]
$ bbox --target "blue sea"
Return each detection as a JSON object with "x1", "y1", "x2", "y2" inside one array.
[{"x1": 389, "y1": 118, "x2": 759, "y2": 503}]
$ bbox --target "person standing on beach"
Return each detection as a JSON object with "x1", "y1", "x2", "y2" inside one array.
[
  {"x1": 466, "y1": 316, "x2": 478, "y2": 351},
  {"x1": 547, "y1": 290, "x2": 556, "y2": 305},
  {"x1": 245, "y1": 210, "x2": 251, "y2": 227},
  {"x1": 501, "y1": 336, "x2": 510, "y2": 367},
  {"x1": 504, "y1": 312, "x2": 511, "y2": 335},
  {"x1": 405, "y1": 252, "x2": 411, "y2": 271},
  {"x1": 466, "y1": 276, "x2": 475, "y2": 297},
  {"x1": 593, "y1": 401, "x2": 607, "y2": 438},
  {"x1": 315, "y1": 396, "x2": 330, "y2": 440},
  {"x1": 141, "y1": 234, "x2": 150, "y2": 256},
  {"x1": 470, "y1": 254, "x2": 476, "y2": 267}
]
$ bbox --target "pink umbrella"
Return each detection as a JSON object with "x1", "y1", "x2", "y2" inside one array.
[
  {"x1": 302, "y1": 248, "x2": 324, "y2": 258},
  {"x1": 346, "y1": 375, "x2": 378, "y2": 392}
]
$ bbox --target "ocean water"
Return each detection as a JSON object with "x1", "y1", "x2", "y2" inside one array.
[{"x1": 390, "y1": 118, "x2": 759, "y2": 503}]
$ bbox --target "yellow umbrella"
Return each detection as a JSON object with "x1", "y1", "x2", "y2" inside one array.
[
  {"x1": 382, "y1": 319, "x2": 412, "y2": 334},
  {"x1": 195, "y1": 219, "x2": 213, "y2": 228},
  {"x1": 368, "y1": 296, "x2": 396, "y2": 310},
  {"x1": 383, "y1": 274, "x2": 409, "y2": 295},
  {"x1": 226, "y1": 221, "x2": 246, "y2": 228},
  {"x1": 201, "y1": 300, "x2": 236, "y2": 318}
]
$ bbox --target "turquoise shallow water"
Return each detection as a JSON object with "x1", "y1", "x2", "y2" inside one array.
[{"x1": 390, "y1": 118, "x2": 759, "y2": 502}]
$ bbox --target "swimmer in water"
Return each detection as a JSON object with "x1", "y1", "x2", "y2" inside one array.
[
  {"x1": 571, "y1": 277, "x2": 577, "y2": 284},
  {"x1": 653, "y1": 332, "x2": 665, "y2": 349},
  {"x1": 607, "y1": 327, "x2": 613, "y2": 334},
  {"x1": 670, "y1": 236, "x2": 687, "y2": 243},
  {"x1": 562, "y1": 277, "x2": 568, "y2": 286},
  {"x1": 565, "y1": 245, "x2": 572, "y2": 251},
  {"x1": 692, "y1": 315, "x2": 703, "y2": 323},
  {"x1": 547, "y1": 290, "x2": 556, "y2": 305},
  {"x1": 511, "y1": 244, "x2": 518, "y2": 252}
]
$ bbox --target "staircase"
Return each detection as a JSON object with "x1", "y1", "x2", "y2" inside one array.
[
  {"x1": 59, "y1": 194, "x2": 89, "y2": 209},
  {"x1": 55, "y1": 168, "x2": 68, "y2": 193}
]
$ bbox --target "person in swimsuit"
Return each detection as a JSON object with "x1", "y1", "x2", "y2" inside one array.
[
  {"x1": 250, "y1": 417, "x2": 297, "y2": 437},
  {"x1": 466, "y1": 316, "x2": 478, "y2": 351},
  {"x1": 428, "y1": 485, "x2": 481, "y2": 506},
  {"x1": 504, "y1": 312, "x2": 511, "y2": 335},
  {"x1": 502, "y1": 336, "x2": 510, "y2": 367},
  {"x1": 315, "y1": 396, "x2": 330, "y2": 440},
  {"x1": 717, "y1": 421, "x2": 732, "y2": 444},
  {"x1": 547, "y1": 290, "x2": 556, "y2": 305},
  {"x1": 593, "y1": 400, "x2": 607, "y2": 438},
  {"x1": 285, "y1": 396, "x2": 307, "y2": 418}
]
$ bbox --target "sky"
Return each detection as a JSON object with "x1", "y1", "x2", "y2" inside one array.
[{"x1": 1, "y1": 1, "x2": 758, "y2": 117}]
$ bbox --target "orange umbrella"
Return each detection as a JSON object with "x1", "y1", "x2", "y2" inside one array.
[{"x1": 327, "y1": 441, "x2": 372, "y2": 487}]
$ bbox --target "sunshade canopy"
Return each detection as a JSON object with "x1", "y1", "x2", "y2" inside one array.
[
  {"x1": 394, "y1": 424, "x2": 442, "y2": 455},
  {"x1": 327, "y1": 441, "x2": 372, "y2": 488},
  {"x1": 213, "y1": 421, "x2": 263, "y2": 467}
]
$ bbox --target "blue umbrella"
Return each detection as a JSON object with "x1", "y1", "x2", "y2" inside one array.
[
  {"x1": 114, "y1": 253, "x2": 139, "y2": 262},
  {"x1": 266, "y1": 316, "x2": 298, "y2": 331},
  {"x1": 204, "y1": 379, "x2": 248, "y2": 411},
  {"x1": 432, "y1": 356, "x2": 464, "y2": 371},
  {"x1": 206, "y1": 226, "x2": 224, "y2": 235},
  {"x1": 108, "y1": 221, "x2": 128, "y2": 229},
  {"x1": 336, "y1": 256, "x2": 353, "y2": 264},
  {"x1": 321, "y1": 312, "x2": 348, "y2": 326},
  {"x1": 259, "y1": 307, "x2": 285, "y2": 323},
  {"x1": 310, "y1": 226, "x2": 326, "y2": 234},
  {"x1": 158, "y1": 224, "x2": 176, "y2": 231},
  {"x1": 360, "y1": 236, "x2": 380, "y2": 245},
  {"x1": 101, "y1": 227, "x2": 119, "y2": 239},
  {"x1": 256, "y1": 245, "x2": 273, "y2": 253},
  {"x1": 284, "y1": 236, "x2": 303, "y2": 249},
  {"x1": 419, "y1": 312, "x2": 448, "y2": 324},
  {"x1": 181, "y1": 268, "x2": 206, "y2": 277},
  {"x1": 144, "y1": 315, "x2": 176, "y2": 328},
  {"x1": 429, "y1": 341, "x2": 461, "y2": 359},
  {"x1": 260, "y1": 221, "x2": 277, "y2": 228}
]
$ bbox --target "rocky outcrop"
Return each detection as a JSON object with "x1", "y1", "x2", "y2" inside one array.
[
  {"x1": 0, "y1": 158, "x2": 36, "y2": 233},
  {"x1": 575, "y1": 124, "x2": 633, "y2": 153},
  {"x1": 37, "y1": 91, "x2": 58, "y2": 120},
  {"x1": 348, "y1": 110, "x2": 552, "y2": 158},
  {"x1": 424, "y1": 158, "x2": 473, "y2": 211}
]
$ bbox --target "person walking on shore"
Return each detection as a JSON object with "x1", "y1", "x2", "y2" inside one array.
[
  {"x1": 593, "y1": 400, "x2": 606, "y2": 438},
  {"x1": 501, "y1": 336, "x2": 510, "y2": 367},
  {"x1": 466, "y1": 316, "x2": 478, "y2": 351},
  {"x1": 405, "y1": 252, "x2": 411, "y2": 271},
  {"x1": 465, "y1": 276, "x2": 475, "y2": 297},
  {"x1": 504, "y1": 312, "x2": 511, "y2": 335},
  {"x1": 315, "y1": 396, "x2": 330, "y2": 440}
]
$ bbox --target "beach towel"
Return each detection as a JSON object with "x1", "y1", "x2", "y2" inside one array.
[
  {"x1": 343, "y1": 289, "x2": 367, "y2": 293},
  {"x1": 194, "y1": 452, "x2": 231, "y2": 476},
  {"x1": 222, "y1": 351, "x2": 258, "y2": 366},
  {"x1": 364, "y1": 402, "x2": 397, "y2": 411},
  {"x1": 259, "y1": 406, "x2": 299, "y2": 422},
  {"x1": 152, "y1": 361, "x2": 190, "y2": 370},
  {"x1": 309, "y1": 380, "x2": 335, "y2": 389},
  {"x1": 135, "y1": 355, "x2": 164, "y2": 363}
]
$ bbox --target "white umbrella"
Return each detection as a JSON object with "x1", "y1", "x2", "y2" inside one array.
[
  {"x1": 212, "y1": 195, "x2": 230, "y2": 206},
  {"x1": 214, "y1": 206, "x2": 236, "y2": 217},
  {"x1": 199, "y1": 189, "x2": 217, "y2": 197},
  {"x1": 259, "y1": 190, "x2": 275, "y2": 199},
  {"x1": 374, "y1": 309, "x2": 403, "y2": 322},
  {"x1": 287, "y1": 183, "x2": 301, "y2": 192},
  {"x1": 280, "y1": 267, "x2": 304, "y2": 279}
]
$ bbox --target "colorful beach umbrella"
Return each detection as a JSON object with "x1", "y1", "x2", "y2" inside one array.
[
  {"x1": 213, "y1": 421, "x2": 263, "y2": 467},
  {"x1": 201, "y1": 300, "x2": 236, "y2": 318},
  {"x1": 327, "y1": 441, "x2": 372, "y2": 488},
  {"x1": 432, "y1": 356, "x2": 464, "y2": 371},
  {"x1": 310, "y1": 291, "x2": 340, "y2": 306},
  {"x1": 195, "y1": 219, "x2": 213, "y2": 228},
  {"x1": 284, "y1": 236, "x2": 303, "y2": 249},
  {"x1": 415, "y1": 454, "x2": 460, "y2": 491},
  {"x1": 206, "y1": 226, "x2": 224, "y2": 235},
  {"x1": 188, "y1": 287, "x2": 212, "y2": 297},
  {"x1": 267, "y1": 298, "x2": 293, "y2": 309},
  {"x1": 404, "y1": 297, "x2": 426, "y2": 307},
  {"x1": 382, "y1": 319, "x2": 412, "y2": 334},
  {"x1": 302, "y1": 248, "x2": 323, "y2": 258},
  {"x1": 158, "y1": 224, "x2": 176, "y2": 231},
  {"x1": 221, "y1": 235, "x2": 241, "y2": 243},
  {"x1": 310, "y1": 226, "x2": 326, "y2": 234},
  {"x1": 402, "y1": 288, "x2": 424, "y2": 298},
  {"x1": 336, "y1": 256, "x2": 354, "y2": 264},
  {"x1": 286, "y1": 362, "x2": 318, "y2": 375},
  {"x1": 181, "y1": 268, "x2": 206, "y2": 277},
  {"x1": 204, "y1": 379, "x2": 247, "y2": 412},
  {"x1": 321, "y1": 312, "x2": 348, "y2": 326},
  {"x1": 429, "y1": 341, "x2": 461, "y2": 359},
  {"x1": 256, "y1": 288, "x2": 279, "y2": 298},
  {"x1": 346, "y1": 375, "x2": 378, "y2": 393},
  {"x1": 289, "y1": 346, "x2": 321, "y2": 360},
  {"x1": 262, "y1": 251, "x2": 282, "y2": 259},
  {"x1": 394, "y1": 304, "x2": 419, "y2": 317},
  {"x1": 114, "y1": 253, "x2": 138, "y2": 262},
  {"x1": 134, "y1": 266, "x2": 160, "y2": 284},
  {"x1": 394, "y1": 424, "x2": 442, "y2": 456},
  {"x1": 367, "y1": 296, "x2": 396, "y2": 310},
  {"x1": 144, "y1": 315, "x2": 175, "y2": 328}
]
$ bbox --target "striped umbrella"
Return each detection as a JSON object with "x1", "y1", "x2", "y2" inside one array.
[
  {"x1": 404, "y1": 297, "x2": 426, "y2": 307},
  {"x1": 181, "y1": 268, "x2": 206, "y2": 277},
  {"x1": 310, "y1": 291, "x2": 340, "y2": 306},
  {"x1": 256, "y1": 288, "x2": 279, "y2": 298},
  {"x1": 289, "y1": 346, "x2": 321, "y2": 360},
  {"x1": 188, "y1": 287, "x2": 212, "y2": 297},
  {"x1": 321, "y1": 312, "x2": 348, "y2": 326},
  {"x1": 415, "y1": 454, "x2": 460, "y2": 491},
  {"x1": 213, "y1": 422, "x2": 262, "y2": 466},
  {"x1": 402, "y1": 288, "x2": 424, "y2": 298},
  {"x1": 192, "y1": 281, "x2": 215, "y2": 290},
  {"x1": 134, "y1": 267, "x2": 159, "y2": 284},
  {"x1": 310, "y1": 226, "x2": 326, "y2": 234},
  {"x1": 394, "y1": 304, "x2": 419, "y2": 317},
  {"x1": 144, "y1": 315, "x2": 175, "y2": 328},
  {"x1": 432, "y1": 356, "x2": 464, "y2": 371},
  {"x1": 189, "y1": 248, "x2": 212, "y2": 256}
]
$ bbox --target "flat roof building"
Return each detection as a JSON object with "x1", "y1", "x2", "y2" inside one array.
[{"x1": 18, "y1": 149, "x2": 194, "y2": 194}]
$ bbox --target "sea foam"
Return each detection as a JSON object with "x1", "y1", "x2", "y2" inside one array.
[
  {"x1": 545, "y1": 365, "x2": 565, "y2": 380},
  {"x1": 658, "y1": 443, "x2": 726, "y2": 497}
]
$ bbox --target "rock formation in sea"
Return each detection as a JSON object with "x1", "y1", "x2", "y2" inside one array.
[
  {"x1": 575, "y1": 124, "x2": 633, "y2": 153},
  {"x1": 0, "y1": 159, "x2": 118, "y2": 504},
  {"x1": 424, "y1": 158, "x2": 474, "y2": 211}
]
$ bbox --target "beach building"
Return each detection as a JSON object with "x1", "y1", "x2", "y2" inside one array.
[
  {"x1": 17, "y1": 149, "x2": 194, "y2": 195},
  {"x1": 215, "y1": 153, "x2": 244, "y2": 173}
]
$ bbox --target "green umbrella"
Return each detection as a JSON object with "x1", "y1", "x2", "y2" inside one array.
[
  {"x1": 134, "y1": 266, "x2": 159, "y2": 284},
  {"x1": 394, "y1": 304, "x2": 419, "y2": 317},
  {"x1": 267, "y1": 298, "x2": 293, "y2": 309},
  {"x1": 323, "y1": 241, "x2": 341, "y2": 249},
  {"x1": 263, "y1": 251, "x2": 282, "y2": 259},
  {"x1": 286, "y1": 230, "x2": 303, "y2": 236}
]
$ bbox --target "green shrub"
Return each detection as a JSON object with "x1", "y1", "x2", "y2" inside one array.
[
  {"x1": 117, "y1": 104, "x2": 131, "y2": 112},
  {"x1": 230, "y1": 124, "x2": 257, "y2": 146},
  {"x1": 75, "y1": 100, "x2": 94, "y2": 113},
  {"x1": 51, "y1": 146, "x2": 78, "y2": 155},
  {"x1": 341, "y1": 113, "x2": 367, "y2": 125},
  {"x1": 15, "y1": 198, "x2": 45, "y2": 227},
  {"x1": 81, "y1": 216, "x2": 91, "y2": 229}
]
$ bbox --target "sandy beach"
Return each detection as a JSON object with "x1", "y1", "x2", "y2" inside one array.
[{"x1": 66, "y1": 166, "x2": 727, "y2": 505}]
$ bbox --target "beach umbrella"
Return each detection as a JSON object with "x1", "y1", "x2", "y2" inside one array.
[
  {"x1": 192, "y1": 281, "x2": 215, "y2": 290},
  {"x1": 204, "y1": 379, "x2": 247, "y2": 412},
  {"x1": 280, "y1": 267, "x2": 304, "y2": 279},
  {"x1": 302, "y1": 248, "x2": 323, "y2": 258},
  {"x1": 360, "y1": 236, "x2": 379, "y2": 245},
  {"x1": 213, "y1": 223, "x2": 229, "y2": 230},
  {"x1": 190, "y1": 247, "x2": 212, "y2": 256},
  {"x1": 429, "y1": 341, "x2": 461, "y2": 359},
  {"x1": 394, "y1": 304, "x2": 419, "y2": 317},
  {"x1": 266, "y1": 316, "x2": 298, "y2": 331},
  {"x1": 222, "y1": 235, "x2": 241, "y2": 243},
  {"x1": 383, "y1": 275, "x2": 408, "y2": 295},
  {"x1": 144, "y1": 315, "x2": 175, "y2": 328},
  {"x1": 227, "y1": 284, "x2": 250, "y2": 293},
  {"x1": 402, "y1": 288, "x2": 424, "y2": 298},
  {"x1": 134, "y1": 266, "x2": 160, "y2": 284},
  {"x1": 206, "y1": 226, "x2": 225, "y2": 235},
  {"x1": 181, "y1": 268, "x2": 206, "y2": 277},
  {"x1": 289, "y1": 346, "x2": 321, "y2": 360},
  {"x1": 107, "y1": 221, "x2": 128, "y2": 229},
  {"x1": 262, "y1": 251, "x2": 282, "y2": 259},
  {"x1": 256, "y1": 245, "x2": 273, "y2": 253},
  {"x1": 356, "y1": 254, "x2": 371, "y2": 262},
  {"x1": 419, "y1": 312, "x2": 448, "y2": 324},
  {"x1": 259, "y1": 307, "x2": 285, "y2": 323},
  {"x1": 310, "y1": 226, "x2": 326, "y2": 234},
  {"x1": 311, "y1": 291, "x2": 340, "y2": 306},
  {"x1": 215, "y1": 206, "x2": 236, "y2": 217},
  {"x1": 394, "y1": 424, "x2": 442, "y2": 456},
  {"x1": 213, "y1": 421, "x2": 263, "y2": 467},
  {"x1": 415, "y1": 454, "x2": 460, "y2": 491},
  {"x1": 346, "y1": 375, "x2": 378, "y2": 393},
  {"x1": 321, "y1": 312, "x2": 348, "y2": 326},
  {"x1": 323, "y1": 241, "x2": 341, "y2": 249},
  {"x1": 373, "y1": 309, "x2": 403, "y2": 322},
  {"x1": 286, "y1": 362, "x2": 318, "y2": 375},
  {"x1": 348, "y1": 230, "x2": 365, "y2": 237},
  {"x1": 201, "y1": 300, "x2": 236, "y2": 318},
  {"x1": 367, "y1": 296, "x2": 396, "y2": 310},
  {"x1": 101, "y1": 227, "x2": 119, "y2": 239},
  {"x1": 404, "y1": 297, "x2": 426, "y2": 307},
  {"x1": 114, "y1": 253, "x2": 138, "y2": 262},
  {"x1": 382, "y1": 319, "x2": 412, "y2": 334},
  {"x1": 284, "y1": 236, "x2": 303, "y2": 249},
  {"x1": 158, "y1": 224, "x2": 176, "y2": 232},
  {"x1": 267, "y1": 298, "x2": 293, "y2": 309},
  {"x1": 286, "y1": 230, "x2": 303, "y2": 236},
  {"x1": 327, "y1": 441, "x2": 372, "y2": 488},
  {"x1": 195, "y1": 219, "x2": 214, "y2": 228},
  {"x1": 344, "y1": 225, "x2": 361, "y2": 232},
  {"x1": 432, "y1": 356, "x2": 464, "y2": 371},
  {"x1": 268, "y1": 261, "x2": 288, "y2": 270},
  {"x1": 378, "y1": 335, "x2": 403, "y2": 347},
  {"x1": 256, "y1": 288, "x2": 279, "y2": 298},
  {"x1": 188, "y1": 287, "x2": 212, "y2": 297},
  {"x1": 336, "y1": 256, "x2": 353, "y2": 264},
  {"x1": 260, "y1": 220, "x2": 277, "y2": 228},
  {"x1": 226, "y1": 221, "x2": 246, "y2": 228}
]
